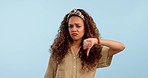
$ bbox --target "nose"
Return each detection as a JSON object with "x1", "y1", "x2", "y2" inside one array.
[{"x1": 72, "y1": 26, "x2": 77, "y2": 32}]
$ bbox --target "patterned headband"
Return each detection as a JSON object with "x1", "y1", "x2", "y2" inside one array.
[{"x1": 67, "y1": 9, "x2": 85, "y2": 21}]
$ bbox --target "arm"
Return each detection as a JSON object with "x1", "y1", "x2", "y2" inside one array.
[
  {"x1": 83, "y1": 38, "x2": 125, "y2": 56},
  {"x1": 100, "y1": 39, "x2": 125, "y2": 56}
]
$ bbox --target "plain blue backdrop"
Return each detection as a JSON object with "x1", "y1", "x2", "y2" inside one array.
[{"x1": 0, "y1": 0, "x2": 148, "y2": 78}]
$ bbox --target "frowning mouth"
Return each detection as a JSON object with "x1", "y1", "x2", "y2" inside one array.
[{"x1": 71, "y1": 33, "x2": 78, "y2": 36}]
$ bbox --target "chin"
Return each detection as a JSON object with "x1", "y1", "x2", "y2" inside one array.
[
  {"x1": 72, "y1": 38, "x2": 82, "y2": 41},
  {"x1": 72, "y1": 38, "x2": 78, "y2": 41}
]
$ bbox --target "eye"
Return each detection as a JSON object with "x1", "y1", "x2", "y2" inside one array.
[
  {"x1": 76, "y1": 25, "x2": 81, "y2": 28},
  {"x1": 68, "y1": 25, "x2": 73, "y2": 28}
]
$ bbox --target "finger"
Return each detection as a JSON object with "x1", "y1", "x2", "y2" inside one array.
[
  {"x1": 83, "y1": 44, "x2": 87, "y2": 49},
  {"x1": 83, "y1": 40, "x2": 89, "y2": 49},
  {"x1": 86, "y1": 43, "x2": 94, "y2": 56},
  {"x1": 87, "y1": 48, "x2": 90, "y2": 56},
  {"x1": 83, "y1": 42, "x2": 87, "y2": 49}
]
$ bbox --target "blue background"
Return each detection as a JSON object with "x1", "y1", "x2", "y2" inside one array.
[{"x1": 0, "y1": 0, "x2": 148, "y2": 78}]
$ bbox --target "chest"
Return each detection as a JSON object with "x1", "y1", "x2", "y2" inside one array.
[{"x1": 55, "y1": 51, "x2": 96, "y2": 78}]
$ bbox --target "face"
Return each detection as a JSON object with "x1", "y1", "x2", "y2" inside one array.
[{"x1": 68, "y1": 16, "x2": 85, "y2": 41}]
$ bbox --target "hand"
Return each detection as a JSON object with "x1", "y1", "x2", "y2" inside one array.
[{"x1": 83, "y1": 38, "x2": 99, "y2": 56}]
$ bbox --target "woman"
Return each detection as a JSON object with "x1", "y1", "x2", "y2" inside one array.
[{"x1": 44, "y1": 9, "x2": 125, "y2": 78}]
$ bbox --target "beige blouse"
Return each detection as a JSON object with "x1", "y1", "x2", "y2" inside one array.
[{"x1": 44, "y1": 46, "x2": 113, "y2": 78}]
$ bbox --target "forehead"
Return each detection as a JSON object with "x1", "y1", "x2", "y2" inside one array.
[{"x1": 68, "y1": 16, "x2": 84, "y2": 24}]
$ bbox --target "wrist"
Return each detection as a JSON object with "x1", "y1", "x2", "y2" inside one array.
[
  {"x1": 96, "y1": 38, "x2": 100, "y2": 45},
  {"x1": 98, "y1": 38, "x2": 100, "y2": 44}
]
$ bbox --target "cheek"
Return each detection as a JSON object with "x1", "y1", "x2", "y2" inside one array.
[
  {"x1": 68, "y1": 29, "x2": 72, "y2": 36},
  {"x1": 80, "y1": 28, "x2": 85, "y2": 35},
  {"x1": 68, "y1": 28, "x2": 71, "y2": 33}
]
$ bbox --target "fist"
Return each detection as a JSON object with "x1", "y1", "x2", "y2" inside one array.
[{"x1": 83, "y1": 38, "x2": 99, "y2": 56}]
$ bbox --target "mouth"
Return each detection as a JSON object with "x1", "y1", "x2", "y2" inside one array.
[{"x1": 71, "y1": 33, "x2": 78, "y2": 36}]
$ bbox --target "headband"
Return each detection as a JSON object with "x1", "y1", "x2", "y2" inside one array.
[{"x1": 67, "y1": 9, "x2": 85, "y2": 21}]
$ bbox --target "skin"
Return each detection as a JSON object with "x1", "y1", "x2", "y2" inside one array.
[
  {"x1": 68, "y1": 16, "x2": 85, "y2": 42},
  {"x1": 83, "y1": 38, "x2": 125, "y2": 56},
  {"x1": 68, "y1": 16, "x2": 85, "y2": 54},
  {"x1": 68, "y1": 16, "x2": 125, "y2": 56}
]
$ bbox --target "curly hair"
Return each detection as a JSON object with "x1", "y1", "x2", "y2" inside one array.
[{"x1": 50, "y1": 9, "x2": 102, "y2": 72}]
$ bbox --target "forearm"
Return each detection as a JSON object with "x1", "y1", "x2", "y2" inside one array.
[
  {"x1": 83, "y1": 38, "x2": 125, "y2": 56},
  {"x1": 100, "y1": 39, "x2": 125, "y2": 52}
]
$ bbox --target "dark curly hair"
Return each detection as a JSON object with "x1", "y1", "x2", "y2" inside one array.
[{"x1": 50, "y1": 9, "x2": 102, "y2": 72}]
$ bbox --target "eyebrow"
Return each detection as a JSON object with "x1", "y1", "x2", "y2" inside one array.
[{"x1": 68, "y1": 23, "x2": 81, "y2": 26}]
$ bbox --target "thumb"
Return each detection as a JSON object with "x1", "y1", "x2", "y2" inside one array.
[{"x1": 87, "y1": 48, "x2": 90, "y2": 56}]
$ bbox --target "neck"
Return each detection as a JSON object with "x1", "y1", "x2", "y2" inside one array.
[{"x1": 71, "y1": 39, "x2": 82, "y2": 48}]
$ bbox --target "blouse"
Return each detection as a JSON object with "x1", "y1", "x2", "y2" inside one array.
[{"x1": 44, "y1": 46, "x2": 113, "y2": 78}]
